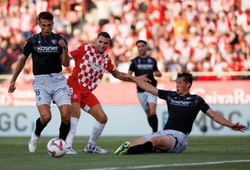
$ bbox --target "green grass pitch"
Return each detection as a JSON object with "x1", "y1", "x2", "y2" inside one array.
[{"x1": 0, "y1": 136, "x2": 250, "y2": 170}]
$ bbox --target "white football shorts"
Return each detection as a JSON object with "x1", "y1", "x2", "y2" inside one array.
[
  {"x1": 144, "y1": 129, "x2": 188, "y2": 153},
  {"x1": 137, "y1": 91, "x2": 158, "y2": 110},
  {"x1": 32, "y1": 73, "x2": 71, "y2": 107}
]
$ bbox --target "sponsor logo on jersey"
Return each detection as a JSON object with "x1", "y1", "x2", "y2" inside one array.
[
  {"x1": 137, "y1": 64, "x2": 153, "y2": 70},
  {"x1": 36, "y1": 46, "x2": 59, "y2": 53},
  {"x1": 170, "y1": 99, "x2": 189, "y2": 106},
  {"x1": 87, "y1": 61, "x2": 103, "y2": 71}
]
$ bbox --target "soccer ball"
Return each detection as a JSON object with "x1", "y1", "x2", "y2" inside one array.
[{"x1": 47, "y1": 138, "x2": 67, "y2": 158}]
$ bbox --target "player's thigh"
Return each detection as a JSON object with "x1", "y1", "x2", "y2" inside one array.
[
  {"x1": 88, "y1": 103, "x2": 107, "y2": 123},
  {"x1": 37, "y1": 104, "x2": 52, "y2": 124},
  {"x1": 130, "y1": 137, "x2": 148, "y2": 147},
  {"x1": 52, "y1": 75, "x2": 71, "y2": 107},
  {"x1": 33, "y1": 78, "x2": 51, "y2": 106},
  {"x1": 150, "y1": 135, "x2": 173, "y2": 152},
  {"x1": 137, "y1": 92, "x2": 149, "y2": 110}
]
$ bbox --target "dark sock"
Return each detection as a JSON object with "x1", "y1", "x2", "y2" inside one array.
[
  {"x1": 150, "y1": 115, "x2": 158, "y2": 132},
  {"x1": 35, "y1": 118, "x2": 46, "y2": 136},
  {"x1": 147, "y1": 117, "x2": 152, "y2": 128},
  {"x1": 59, "y1": 122, "x2": 70, "y2": 140},
  {"x1": 127, "y1": 141, "x2": 153, "y2": 154}
]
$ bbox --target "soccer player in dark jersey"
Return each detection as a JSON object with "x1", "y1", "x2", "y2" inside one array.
[
  {"x1": 114, "y1": 70, "x2": 247, "y2": 155},
  {"x1": 128, "y1": 40, "x2": 162, "y2": 133},
  {"x1": 8, "y1": 12, "x2": 71, "y2": 153}
]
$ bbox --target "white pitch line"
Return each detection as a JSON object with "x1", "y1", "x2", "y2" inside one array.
[{"x1": 82, "y1": 159, "x2": 250, "y2": 170}]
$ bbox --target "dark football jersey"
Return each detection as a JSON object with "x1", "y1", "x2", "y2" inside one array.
[
  {"x1": 158, "y1": 90, "x2": 210, "y2": 135},
  {"x1": 23, "y1": 32, "x2": 67, "y2": 75},
  {"x1": 129, "y1": 56, "x2": 159, "y2": 92}
]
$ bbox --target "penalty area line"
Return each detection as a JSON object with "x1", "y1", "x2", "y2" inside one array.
[{"x1": 82, "y1": 159, "x2": 250, "y2": 170}]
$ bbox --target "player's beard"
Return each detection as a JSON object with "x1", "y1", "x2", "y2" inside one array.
[{"x1": 139, "y1": 50, "x2": 146, "y2": 56}]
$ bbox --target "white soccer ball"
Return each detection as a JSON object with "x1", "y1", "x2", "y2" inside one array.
[{"x1": 47, "y1": 138, "x2": 67, "y2": 158}]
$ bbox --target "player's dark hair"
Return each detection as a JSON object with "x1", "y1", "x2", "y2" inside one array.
[
  {"x1": 38, "y1": 12, "x2": 54, "y2": 22},
  {"x1": 177, "y1": 70, "x2": 193, "y2": 86},
  {"x1": 97, "y1": 32, "x2": 111, "y2": 40},
  {"x1": 136, "y1": 40, "x2": 147, "y2": 46}
]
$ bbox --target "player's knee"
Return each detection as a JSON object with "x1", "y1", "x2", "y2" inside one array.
[
  {"x1": 98, "y1": 114, "x2": 108, "y2": 124},
  {"x1": 61, "y1": 114, "x2": 71, "y2": 124},
  {"x1": 149, "y1": 110, "x2": 156, "y2": 116},
  {"x1": 41, "y1": 114, "x2": 51, "y2": 124}
]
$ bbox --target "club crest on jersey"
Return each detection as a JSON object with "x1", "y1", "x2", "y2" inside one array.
[
  {"x1": 147, "y1": 58, "x2": 152, "y2": 63},
  {"x1": 101, "y1": 57, "x2": 105, "y2": 63},
  {"x1": 51, "y1": 39, "x2": 57, "y2": 45}
]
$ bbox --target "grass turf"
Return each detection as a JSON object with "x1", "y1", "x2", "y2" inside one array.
[{"x1": 0, "y1": 136, "x2": 250, "y2": 170}]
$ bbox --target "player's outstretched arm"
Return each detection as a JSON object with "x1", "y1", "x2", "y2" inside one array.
[
  {"x1": 8, "y1": 55, "x2": 28, "y2": 93},
  {"x1": 109, "y1": 69, "x2": 134, "y2": 82},
  {"x1": 120, "y1": 73, "x2": 158, "y2": 96},
  {"x1": 206, "y1": 109, "x2": 247, "y2": 132}
]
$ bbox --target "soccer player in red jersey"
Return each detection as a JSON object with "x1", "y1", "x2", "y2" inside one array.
[{"x1": 65, "y1": 32, "x2": 131, "y2": 154}]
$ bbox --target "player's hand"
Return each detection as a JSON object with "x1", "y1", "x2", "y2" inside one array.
[
  {"x1": 231, "y1": 122, "x2": 247, "y2": 132},
  {"x1": 8, "y1": 81, "x2": 16, "y2": 93},
  {"x1": 58, "y1": 40, "x2": 67, "y2": 49},
  {"x1": 137, "y1": 74, "x2": 151, "y2": 82}
]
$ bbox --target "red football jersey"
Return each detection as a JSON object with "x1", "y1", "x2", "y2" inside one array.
[{"x1": 69, "y1": 44, "x2": 115, "y2": 91}]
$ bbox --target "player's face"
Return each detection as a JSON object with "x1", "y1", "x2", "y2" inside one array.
[
  {"x1": 39, "y1": 19, "x2": 54, "y2": 38},
  {"x1": 137, "y1": 42, "x2": 147, "y2": 56},
  {"x1": 176, "y1": 77, "x2": 190, "y2": 96},
  {"x1": 95, "y1": 35, "x2": 110, "y2": 53}
]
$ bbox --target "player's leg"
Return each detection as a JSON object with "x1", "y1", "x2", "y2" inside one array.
[
  {"x1": 65, "y1": 80, "x2": 81, "y2": 154},
  {"x1": 124, "y1": 135, "x2": 174, "y2": 154},
  {"x1": 148, "y1": 102, "x2": 158, "y2": 132},
  {"x1": 66, "y1": 102, "x2": 80, "y2": 154},
  {"x1": 29, "y1": 104, "x2": 52, "y2": 153},
  {"x1": 58, "y1": 104, "x2": 71, "y2": 140},
  {"x1": 84, "y1": 103, "x2": 108, "y2": 153},
  {"x1": 147, "y1": 92, "x2": 158, "y2": 132},
  {"x1": 52, "y1": 74, "x2": 71, "y2": 141},
  {"x1": 114, "y1": 136, "x2": 148, "y2": 155},
  {"x1": 137, "y1": 92, "x2": 153, "y2": 130},
  {"x1": 29, "y1": 75, "x2": 52, "y2": 153}
]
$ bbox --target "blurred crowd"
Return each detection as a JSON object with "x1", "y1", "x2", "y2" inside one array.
[{"x1": 1, "y1": 0, "x2": 250, "y2": 83}]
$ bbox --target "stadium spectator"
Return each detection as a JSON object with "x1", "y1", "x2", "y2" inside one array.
[
  {"x1": 84, "y1": 17, "x2": 101, "y2": 44},
  {"x1": 91, "y1": 0, "x2": 112, "y2": 28},
  {"x1": 114, "y1": 70, "x2": 247, "y2": 155},
  {"x1": 102, "y1": 16, "x2": 119, "y2": 39},
  {"x1": 0, "y1": 42, "x2": 9, "y2": 74},
  {"x1": 0, "y1": 0, "x2": 250, "y2": 82},
  {"x1": 20, "y1": 6, "x2": 35, "y2": 42}
]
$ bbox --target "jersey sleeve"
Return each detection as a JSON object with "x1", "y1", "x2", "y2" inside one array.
[
  {"x1": 106, "y1": 55, "x2": 115, "y2": 71},
  {"x1": 69, "y1": 44, "x2": 86, "y2": 60},
  {"x1": 197, "y1": 96, "x2": 210, "y2": 114},
  {"x1": 158, "y1": 89, "x2": 172, "y2": 100},
  {"x1": 22, "y1": 39, "x2": 33, "y2": 57},
  {"x1": 153, "y1": 58, "x2": 159, "y2": 71},
  {"x1": 128, "y1": 59, "x2": 135, "y2": 72}
]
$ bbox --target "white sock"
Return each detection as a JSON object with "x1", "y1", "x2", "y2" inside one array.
[
  {"x1": 66, "y1": 117, "x2": 79, "y2": 148},
  {"x1": 87, "y1": 121, "x2": 106, "y2": 148}
]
